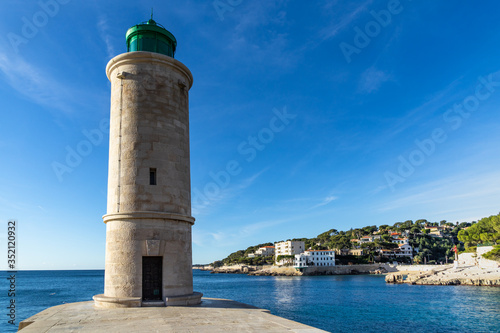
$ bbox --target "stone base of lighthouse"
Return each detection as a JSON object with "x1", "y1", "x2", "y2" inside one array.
[{"x1": 93, "y1": 212, "x2": 202, "y2": 308}]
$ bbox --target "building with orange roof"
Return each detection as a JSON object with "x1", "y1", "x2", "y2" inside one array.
[
  {"x1": 392, "y1": 237, "x2": 408, "y2": 245},
  {"x1": 255, "y1": 246, "x2": 275, "y2": 257},
  {"x1": 379, "y1": 244, "x2": 413, "y2": 259}
]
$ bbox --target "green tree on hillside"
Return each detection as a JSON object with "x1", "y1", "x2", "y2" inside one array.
[
  {"x1": 401, "y1": 220, "x2": 413, "y2": 229},
  {"x1": 362, "y1": 226, "x2": 378, "y2": 234},
  {"x1": 458, "y1": 213, "x2": 500, "y2": 250},
  {"x1": 329, "y1": 235, "x2": 351, "y2": 250},
  {"x1": 379, "y1": 225, "x2": 390, "y2": 232}
]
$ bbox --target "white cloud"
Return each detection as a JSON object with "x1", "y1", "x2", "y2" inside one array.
[
  {"x1": 193, "y1": 196, "x2": 343, "y2": 256},
  {"x1": 232, "y1": 1, "x2": 288, "y2": 35},
  {"x1": 361, "y1": 75, "x2": 464, "y2": 152},
  {"x1": 311, "y1": 195, "x2": 338, "y2": 210},
  {"x1": 97, "y1": 16, "x2": 116, "y2": 60},
  {"x1": 194, "y1": 214, "x2": 301, "y2": 249},
  {"x1": 358, "y1": 67, "x2": 392, "y2": 93},
  {"x1": 192, "y1": 167, "x2": 269, "y2": 216},
  {"x1": 0, "y1": 50, "x2": 75, "y2": 113},
  {"x1": 362, "y1": 69, "x2": 500, "y2": 156},
  {"x1": 219, "y1": 2, "x2": 302, "y2": 70},
  {"x1": 376, "y1": 170, "x2": 500, "y2": 220},
  {"x1": 319, "y1": 0, "x2": 373, "y2": 41}
]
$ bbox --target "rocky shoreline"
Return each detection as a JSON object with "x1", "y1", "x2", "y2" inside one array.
[
  {"x1": 209, "y1": 263, "x2": 500, "y2": 284},
  {"x1": 248, "y1": 266, "x2": 300, "y2": 276},
  {"x1": 209, "y1": 264, "x2": 393, "y2": 276},
  {"x1": 210, "y1": 266, "x2": 257, "y2": 274},
  {"x1": 385, "y1": 265, "x2": 500, "y2": 286}
]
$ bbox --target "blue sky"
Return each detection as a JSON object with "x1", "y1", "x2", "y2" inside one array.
[{"x1": 1, "y1": 0, "x2": 500, "y2": 269}]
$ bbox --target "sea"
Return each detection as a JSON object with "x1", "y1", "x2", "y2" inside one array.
[{"x1": 1, "y1": 269, "x2": 499, "y2": 333}]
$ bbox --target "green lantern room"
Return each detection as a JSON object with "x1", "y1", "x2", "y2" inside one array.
[{"x1": 126, "y1": 17, "x2": 177, "y2": 58}]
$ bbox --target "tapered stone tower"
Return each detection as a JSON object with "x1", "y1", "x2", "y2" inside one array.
[{"x1": 94, "y1": 18, "x2": 202, "y2": 308}]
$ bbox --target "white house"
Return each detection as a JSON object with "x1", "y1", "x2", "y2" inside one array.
[
  {"x1": 379, "y1": 244, "x2": 413, "y2": 259},
  {"x1": 360, "y1": 236, "x2": 373, "y2": 243},
  {"x1": 275, "y1": 241, "x2": 304, "y2": 256},
  {"x1": 275, "y1": 241, "x2": 305, "y2": 265},
  {"x1": 294, "y1": 250, "x2": 336, "y2": 268},
  {"x1": 255, "y1": 246, "x2": 275, "y2": 257},
  {"x1": 390, "y1": 232, "x2": 401, "y2": 239},
  {"x1": 348, "y1": 248, "x2": 364, "y2": 256},
  {"x1": 424, "y1": 226, "x2": 447, "y2": 237},
  {"x1": 392, "y1": 237, "x2": 408, "y2": 245},
  {"x1": 397, "y1": 243, "x2": 413, "y2": 258}
]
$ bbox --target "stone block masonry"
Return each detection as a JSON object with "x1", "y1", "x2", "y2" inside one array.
[
  {"x1": 105, "y1": 52, "x2": 193, "y2": 216},
  {"x1": 94, "y1": 51, "x2": 202, "y2": 308}
]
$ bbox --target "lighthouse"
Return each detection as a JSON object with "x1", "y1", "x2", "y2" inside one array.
[{"x1": 94, "y1": 17, "x2": 202, "y2": 308}]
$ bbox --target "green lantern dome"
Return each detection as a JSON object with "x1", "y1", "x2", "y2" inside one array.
[{"x1": 126, "y1": 17, "x2": 177, "y2": 58}]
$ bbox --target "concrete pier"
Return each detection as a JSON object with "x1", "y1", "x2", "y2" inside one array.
[{"x1": 18, "y1": 298, "x2": 326, "y2": 332}]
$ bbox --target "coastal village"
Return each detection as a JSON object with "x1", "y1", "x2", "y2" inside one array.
[
  {"x1": 202, "y1": 214, "x2": 500, "y2": 285},
  {"x1": 212, "y1": 220, "x2": 465, "y2": 268},
  {"x1": 259, "y1": 227, "x2": 416, "y2": 268}
]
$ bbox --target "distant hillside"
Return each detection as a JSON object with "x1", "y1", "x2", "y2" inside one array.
[{"x1": 213, "y1": 213, "x2": 500, "y2": 266}]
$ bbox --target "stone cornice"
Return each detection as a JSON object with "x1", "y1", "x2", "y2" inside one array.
[
  {"x1": 103, "y1": 211, "x2": 195, "y2": 225},
  {"x1": 106, "y1": 51, "x2": 193, "y2": 89}
]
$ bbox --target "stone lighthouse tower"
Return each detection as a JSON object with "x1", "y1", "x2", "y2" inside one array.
[{"x1": 94, "y1": 17, "x2": 202, "y2": 308}]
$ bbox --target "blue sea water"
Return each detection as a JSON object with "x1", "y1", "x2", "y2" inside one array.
[{"x1": 1, "y1": 270, "x2": 499, "y2": 332}]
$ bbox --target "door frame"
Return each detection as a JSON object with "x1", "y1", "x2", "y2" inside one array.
[{"x1": 142, "y1": 256, "x2": 163, "y2": 301}]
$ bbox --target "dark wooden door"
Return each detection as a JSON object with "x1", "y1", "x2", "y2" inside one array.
[{"x1": 142, "y1": 256, "x2": 162, "y2": 301}]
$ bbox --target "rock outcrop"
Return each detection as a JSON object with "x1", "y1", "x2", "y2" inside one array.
[
  {"x1": 385, "y1": 273, "x2": 405, "y2": 283},
  {"x1": 214, "y1": 264, "x2": 396, "y2": 276},
  {"x1": 370, "y1": 267, "x2": 388, "y2": 275},
  {"x1": 211, "y1": 265, "x2": 254, "y2": 274},
  {"x1": 249, "y1": 267, "x2": 301, "y2": 276},
  {"x1": 386, "y1": 265, "x2": 500, "y2": 286}
]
